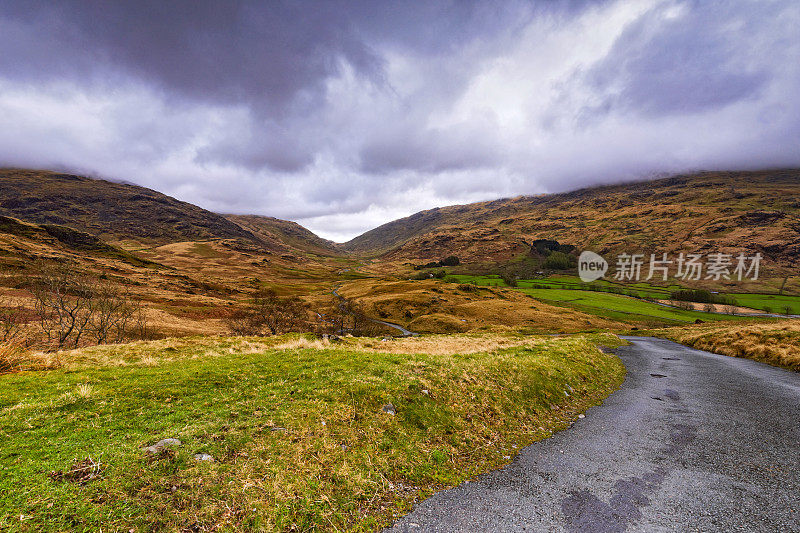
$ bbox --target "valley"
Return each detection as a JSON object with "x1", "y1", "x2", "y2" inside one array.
[{"x1": 0, "y1": 167, "x2": 798, "y2": 531}]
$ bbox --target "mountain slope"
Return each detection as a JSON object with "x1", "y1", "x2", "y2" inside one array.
[
  {"x1": 225, "y1": 214, "x2": 340, "y2": 256},
  {"x1": 343, "y1": 169, "x2": 800, "y2": 273},
  {"x1": 0, "y1": 169, "x2": 257, "y2": 245}
]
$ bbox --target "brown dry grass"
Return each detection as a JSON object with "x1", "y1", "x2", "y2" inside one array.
[
  {"x1": 337, "y1": 278, "x2": 619, "y2": 334},
  {"x1": 0, "y1": 342, "x2": 62, "y2": 374},
  {"x1": 44, "y1": 333, "x2": 554, "y2": 370},
  {"x1": 651, "y1": 319, "x2": 800, "y2": 371}
]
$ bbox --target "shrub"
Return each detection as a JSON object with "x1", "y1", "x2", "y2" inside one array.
[{"x1": 543, "y1": 251, "x2": 575, "y2": 270}]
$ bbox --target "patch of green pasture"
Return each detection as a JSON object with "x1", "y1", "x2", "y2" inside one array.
[
  {"x1": 728, "y1": 293, "x2": 800, "y2": 314},
  {"x1": 517, "y1": 288, "x2": 742, "y2": 323},
  {"x1": 0, "y1": 334, "x2": 624, "y2": 532}
]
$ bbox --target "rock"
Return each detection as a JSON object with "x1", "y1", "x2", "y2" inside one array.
[
  {"x1": 269, "y1": 426, "x2": 286, "y2": 432},
  {"x1": 143, "y1": 438, "x2": 182, "y2": 455},
  {"x1": 382, "y1": 404, "x2": 397, "y2": 416},
  {"x1": 578, "y1": 414, "x2": 585, "y2": 419},
  {"x1": 421, "y1": 389, "x2": 430, "y2": 396},
  {"x1": 193, "y1": 453, "x2": 214, "y2": 462}
]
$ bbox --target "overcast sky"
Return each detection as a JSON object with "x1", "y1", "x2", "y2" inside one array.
[{"x1": 1, "y1": 1, "x2": 798, "y2": 241}]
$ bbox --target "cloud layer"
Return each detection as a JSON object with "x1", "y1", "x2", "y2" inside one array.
[{"x1": 1, "y1": 0, "x2": 798, "y2": 241}]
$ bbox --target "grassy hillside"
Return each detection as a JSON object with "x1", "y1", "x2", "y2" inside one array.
[
  {"x1": 0, "y1": 169, "x2": 258, "y2": 246},
  {"x1": 0, "y1": 215, "x2": 156, "y2": 268},
  {"x1": 0, "y1": 332, "x2": 625, "y2": 531},
  {"x1": 226, "y1": 214, "x2": 340, "y2": 256},
  {"x1": 1, "y1": 167, "x2": 798, "y2": 343},
  {"x1": 343, "y1": 170, "x2": 800, "y2": 284}
]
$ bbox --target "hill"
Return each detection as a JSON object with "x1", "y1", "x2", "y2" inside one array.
[
  {"x1": 343, "y1": 170, "x2": 800, "y2": 277},
  {"x1": 225, "y1": 214, "x2": 340, "y2": 256},
  {"x1": 0, "y1": 169, "x2": 258, "y2": 246}
]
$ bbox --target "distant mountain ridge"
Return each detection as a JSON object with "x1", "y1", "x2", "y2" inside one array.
[
  {"x1": 224, "y1": 214, "x2": 340, "y2": 256},
  {"x1": 341, "y1": 169, "x2": 800, "y2": 273},
  {"x1": 0, "y1": 169, "x2": 339, "y2": 258},
  {"x1": 2, "y1": 168, "x2": 799, "y2": 277},
  {"x1": 0, "y1": 169, "x2": 257, "y2": 245}
]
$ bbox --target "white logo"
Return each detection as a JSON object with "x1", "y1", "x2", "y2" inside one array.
[{"x1": 578, "y1": 251, "x2": 608, "y2": 282}]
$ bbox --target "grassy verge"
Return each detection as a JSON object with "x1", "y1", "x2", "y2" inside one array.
[
  {"x1": 648, "y1": 320, "x2": 800, "y2": 371},
  {"x1": 0, "y1": 333, "x2": 625, "y2": 531}
]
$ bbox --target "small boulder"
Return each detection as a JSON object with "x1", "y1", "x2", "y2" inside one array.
[
  {"x1": 143, "y1": 438, "x2": 182, "y2": 455},
  {"x1": 193, "y1": 453, "x2": 214, "y2": 462},
  {"x1": 382, "y1": 404, "x2": 397, "y2": 416}
]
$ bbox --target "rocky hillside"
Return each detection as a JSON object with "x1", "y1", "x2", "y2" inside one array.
[
  {"x1": 343, "y1": 170, "x2": 800, "y2": 274},
  {"x1": 0, "y1": 169, "x2": 258, "y2": 245}
]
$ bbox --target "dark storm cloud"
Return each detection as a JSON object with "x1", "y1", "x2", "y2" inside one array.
[
  {"x1": 0, "y1": 1, "x2": 381, "y2": 110},
  {"x1": 0, "y1": 0, "x2": 798, "y2": 241}
]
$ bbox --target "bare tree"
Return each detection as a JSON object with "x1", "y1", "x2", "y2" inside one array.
[
  {"x1": 31, "y1": 262, "x2": 95, "y2": 349},
  {"x1": 226, "y1": 288, "x2": 310, "y2": 336},
  {"x1": 89, "y1": 284, "x2": 142, "y2": 344},
  {"x1": 0, "y1": 297, "x2": 25, "y2": 342},
  {"x1": 29, "y1": 262, "x2": 149, "y2": 349},
  {"x1": 323, "y1": 296, "x2": 381, "y2": 336}
]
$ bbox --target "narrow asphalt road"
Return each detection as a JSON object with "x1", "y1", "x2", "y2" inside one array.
[{"x1": 387, "y1": 337, "x2": 800, "y2": 532}]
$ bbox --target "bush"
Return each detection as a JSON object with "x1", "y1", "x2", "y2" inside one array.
[
  {"x1": 543, "y1": 251, "x2": 575, "y2": 270},
  {"x1": 670, "y1": 289, "x2": 737, "y2": 307}
]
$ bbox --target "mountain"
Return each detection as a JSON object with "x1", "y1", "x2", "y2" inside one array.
[
  {"x1": 342, "y1": 169, "x2": 800, "y2": 274},
  {"x1": 225, "y1": 214, "x2": 340, "y2": 256},
  {"x1": 0, "y1": 169, "x2": 258, "y2": 245}
]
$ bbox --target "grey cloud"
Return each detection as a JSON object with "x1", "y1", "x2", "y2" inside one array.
[
  {"x1": 0, "y1": 1, "x2": 383, "y2": 113},
  {"x1": 0, "y1": 0, "x2": 798, "y2": 241},
  {"x1": 583, "y1": 1, "x2": 785, "y2": 117}
]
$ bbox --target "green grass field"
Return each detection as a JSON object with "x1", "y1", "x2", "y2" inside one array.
[
  {"x1": 728, "y1": 293, "x2": 800, "y2": 315},
  {"x1": 446, "y1": 274, "x2": 680, "y2": 298},
  {"x1": 445, "y1": 275, "x2": 747, "y2": 323},
  {"x1": 516, "y1": 288, "x2": 743, "y2": 323},
  {"x1": 0, "y1": 333, "x2": 625, "y2": 532}
]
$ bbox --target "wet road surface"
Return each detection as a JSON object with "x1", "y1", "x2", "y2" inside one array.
[{"x1": 387, "y1": 337, "x2": 800, "y2": 532}]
